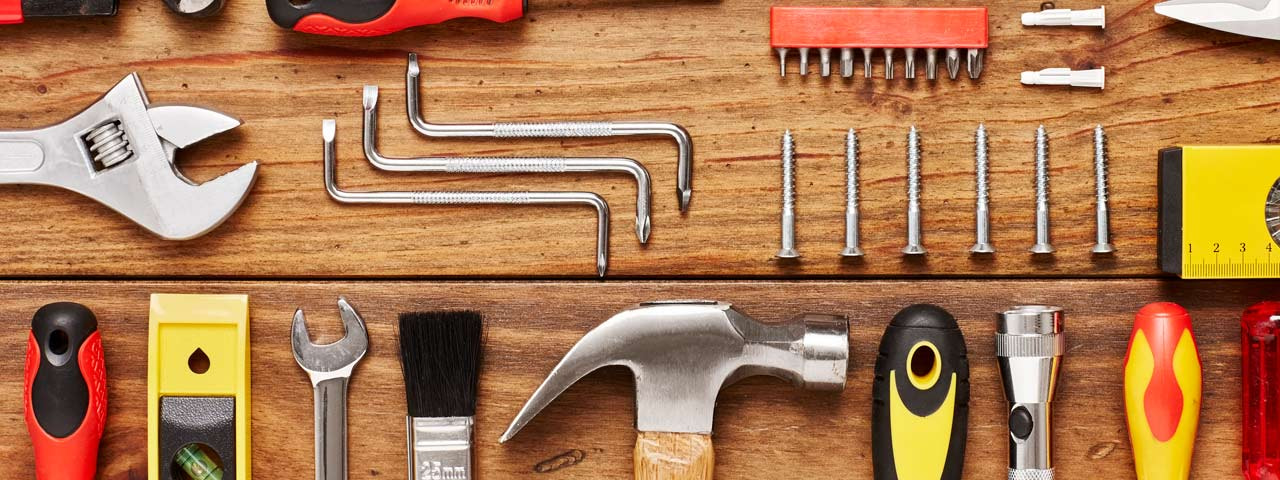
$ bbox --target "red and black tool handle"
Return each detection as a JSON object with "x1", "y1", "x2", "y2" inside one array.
[
  {"x1": 24, "y1": 302, "x2": 107, "y2": 480},
  {"x1": 267, "y1": 0, "x2": 525, "y2": 36}
]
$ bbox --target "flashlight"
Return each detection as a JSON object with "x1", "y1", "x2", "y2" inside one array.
[{"x1": 996, "y1": 305, "x2": 1065, "y2": 480}]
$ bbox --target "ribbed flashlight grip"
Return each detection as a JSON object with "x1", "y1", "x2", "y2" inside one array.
[{"x1": 1009, "y1": 468, "x2": 1055, "y2": 480}]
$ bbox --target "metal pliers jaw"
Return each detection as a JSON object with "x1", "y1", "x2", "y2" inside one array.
[
  {"x1": 0, "y1": 73, "x2": 258, "y2": 240},
  {"x1": 1156, "y1": 0, "x2": 1280, "y2": 39}
]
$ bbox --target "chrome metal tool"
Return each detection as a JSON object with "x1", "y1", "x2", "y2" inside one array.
[
  {"x1": 1155, "y1": 0, "x2": 1280, "y2": 40},
  {"x1": 0, "y1": 74, "x2": 258, "y2": 240},
  {"x1": 501, "y1": 300, "x2": 848, "y2": 479},
  {"x1": 362, "y1": 85, "x2": 651, "y2": 244},
  {"x1": 405, "y1": 54, "x2": 695, "y2": 212},
  {"x1": 323, "y1": 120, "x2": 612, "y2": 277},
  {"x1": 997, "y1": 305, "x2": 1065, "y2": 480},
  {"x1": 293, "y1": 297, "x2": 369, "y2": 480}
]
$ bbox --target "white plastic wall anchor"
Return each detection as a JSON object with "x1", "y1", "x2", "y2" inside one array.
[
  {"x1": 1022, "y1": 7, "x2": 1106, "y2": 28},
  {"x1": 1021, "y1": 67, "x2": 1106, "y2": 89}
]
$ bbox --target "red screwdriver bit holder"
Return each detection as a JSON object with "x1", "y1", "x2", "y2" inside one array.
[{"x1": 770, "y1": 7, "x2": 988, "y2": 49}]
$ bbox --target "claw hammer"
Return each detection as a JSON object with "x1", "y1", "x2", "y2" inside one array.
[
  {"x1": 501, "y1": 300, "x2": 849, "y2": 479},
  {"x1": 292, "y1": 297, "x2": 369, "y2": 480}
]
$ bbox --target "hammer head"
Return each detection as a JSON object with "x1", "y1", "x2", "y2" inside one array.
[{"x1": 500, "y1": 300, "x2": 848, "y2": 441}]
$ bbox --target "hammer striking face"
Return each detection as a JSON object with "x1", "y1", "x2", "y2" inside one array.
[{"x1": 501, "y1": 300, "x2": 848, "y2": 479}]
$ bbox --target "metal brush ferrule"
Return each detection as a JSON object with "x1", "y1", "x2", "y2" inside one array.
[{"x1": 407, "y1": 416, "x2": 474, "y2": 480}]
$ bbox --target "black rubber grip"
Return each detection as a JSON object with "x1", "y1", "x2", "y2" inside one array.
[
  {"x1": 871, "y1": 304, "x2": 970, "y2": 480},
  {"x1": 30, "y1": 302, "x2": 98, "y2": 439},
  {"x1": 266, "y1": 0, "x2": 395, "y2": 29}
]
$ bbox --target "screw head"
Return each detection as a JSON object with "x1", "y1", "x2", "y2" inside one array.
[
  {"x1": 1030, "y1": 243, "x2": 1055, "y2": 255},
  {"x1": 970, "y1": 243, "x2": 995, "y2": 254},
  {"x1": 840, "y1": 246, "x2": 864, "y2": 257},
  {"x1": 776, "y1": 248, "x2": 800, "y2": 259},
  {"x1": 902, "y1": 245, "x2": 927, "y2": 256},
  {"x1": 1092, "y1": 243, "x2": 1115, "y2": 254}
]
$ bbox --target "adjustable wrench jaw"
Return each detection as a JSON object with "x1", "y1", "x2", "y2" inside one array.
[{"x1": 0, "y1": 74, "x2": 258, "y2": 240}]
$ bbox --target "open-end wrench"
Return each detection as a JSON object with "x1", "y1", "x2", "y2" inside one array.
[
  {"x1": 292, "y1": 297, "x2": 369, "y2": 480},
  {"x1": 0, "y1": 73, "x2": 258, "y2": 240}
]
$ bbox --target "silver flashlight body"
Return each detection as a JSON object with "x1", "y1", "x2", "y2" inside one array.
[{"x1": 996, "y1": 305, "x2": 1065, "y2": 480}]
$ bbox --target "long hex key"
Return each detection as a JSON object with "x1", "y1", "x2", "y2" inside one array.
[
  {"x1": 323, "y1": 119, "x2": 612, "y2": 277},
  {"x1": 404, "y1": 53, "x2": 695, "y2": 212},
  {"x1": 362, "y1": 85, "x2": 651, "y2": 244}
]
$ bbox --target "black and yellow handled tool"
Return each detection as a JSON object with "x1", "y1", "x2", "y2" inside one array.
[
  {"x1": 1159, "y1": 145, "x2": 1280, "y2": 279},
  {"x1": 872, "y1": 304, "x2": 969, "y2": 480}
]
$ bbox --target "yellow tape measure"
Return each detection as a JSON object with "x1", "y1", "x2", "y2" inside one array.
[{"x1": 1159, "y1": 146, "x2": 1280, "y2": 278}]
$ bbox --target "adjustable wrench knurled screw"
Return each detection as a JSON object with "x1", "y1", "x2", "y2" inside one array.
[{"x1": 293, "y1": 297, "x2": 369, "y2": 480}]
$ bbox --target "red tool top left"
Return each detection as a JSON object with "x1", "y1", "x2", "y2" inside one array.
[
  {"x1": 23, "y1": 302, "x2": 108, "y2": 480},
  {"x1": 267, "y1": 0, "x2": 525, "y2": 36}
]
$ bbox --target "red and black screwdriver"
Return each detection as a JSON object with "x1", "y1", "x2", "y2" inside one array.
[
  {"x1": 24, "y1": 302, "x2": 108, "y2": 480},
  {"x1": 267, "y1": 0, "x2": 525, "y2": 36}
]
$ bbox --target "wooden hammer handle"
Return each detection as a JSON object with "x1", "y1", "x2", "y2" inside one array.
[{"x1": 634, "y1": 431, "x2": 714, "y2": 480}]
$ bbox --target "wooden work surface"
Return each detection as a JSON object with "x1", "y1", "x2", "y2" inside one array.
[
  {"x1": 2, "y1": 0, "x2": 1275, "y2": 277},
  {"x1": 0, "y1": 280, "x2": 1252, "y2": 478}
]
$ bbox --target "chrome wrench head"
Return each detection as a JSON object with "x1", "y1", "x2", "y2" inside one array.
[
  {"x1": 1155, "y1": 0, "x2": 1280, "y2": 39},
  {"x1": 292, "y1": 296, "x2": 370, "y2": 383},
  {"x1": 0, "y1": 74, "x2": 259, "y2": 240}
]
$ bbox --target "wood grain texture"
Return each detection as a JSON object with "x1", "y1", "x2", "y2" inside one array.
[
  {"x1": 1, "y1": 0, "x2": 1271, "y2": 277},
  {"x1": 0, "y1": 279, "x2": 1255, "y2": 478},
  {"x1": 634, "y1": 432, "x2": 714, "y2": 480}
]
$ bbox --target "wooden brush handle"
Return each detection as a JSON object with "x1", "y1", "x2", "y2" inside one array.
[{"x1": 634, "y1": 431, "x2": 714, "y2": 480}]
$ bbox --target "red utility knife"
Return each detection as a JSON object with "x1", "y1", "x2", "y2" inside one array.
[
  {"x1": 267, "y1": 0, "x2": 525, "y2": 36},
  {"x1": 24, "y1": 302, "x2": 107, "y2": 480}
]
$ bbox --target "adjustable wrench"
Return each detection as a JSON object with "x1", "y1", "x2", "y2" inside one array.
[
  {"x1": 0, "y1": 73, "x2": 258, "y2": 240},
  {"x1": 292, "y1": 297, "x2": 369, "y2": 480}
]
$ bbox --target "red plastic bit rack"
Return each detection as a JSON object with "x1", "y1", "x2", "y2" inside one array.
[{"x1": 770, "y1": 6, "x2": 989, "y2": 49}]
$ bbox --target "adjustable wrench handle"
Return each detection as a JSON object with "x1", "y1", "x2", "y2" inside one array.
[
  {"x1": 314, "y1": 376, "x2": 351, "y2": 480},
  {"x1": 0, "y1": 127, "x2": 57, "y2": 182}
]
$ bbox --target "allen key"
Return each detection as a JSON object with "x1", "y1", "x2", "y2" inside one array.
[
  {"x1": 322, "y1": 119, "x2": 612, "y2": 277},
  {"x1": 404, "y1": 53, "x2": 695, "y2": 212},
  {"x1": 362, "y1": 85, "x2": 652, "y2": 244}
]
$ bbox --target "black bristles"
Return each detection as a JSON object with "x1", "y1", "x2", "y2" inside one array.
[{"x1": 397, "y1": 311, "x2": 484, "y2": 418}]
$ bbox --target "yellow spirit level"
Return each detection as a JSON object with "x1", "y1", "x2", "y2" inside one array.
[
  {"x1": 147, "y1": 294, "x2": 251, "y2": 479},
  {"x1": 1159, "y1": 146, "x2": 1280, "y2": 279}
]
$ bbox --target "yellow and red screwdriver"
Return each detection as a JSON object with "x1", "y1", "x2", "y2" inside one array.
[{"x1": 1123, "y1": 302, "x2": 1201, "y2": 480}]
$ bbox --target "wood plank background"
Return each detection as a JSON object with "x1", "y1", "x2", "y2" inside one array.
[
  {"x1": 2, "y1": 0, "x2": 1276, "y2": 277},
  {"x1": 0, "y1": 280, "x2": 1251, "y2": 479}
]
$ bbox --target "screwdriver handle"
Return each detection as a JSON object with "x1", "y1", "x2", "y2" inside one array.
[
  {"x1": 268, "y1": 0, "x2": 525, "y2": 36},
  {"x1": 23, "y1": 302, "x2": 107, "y2": 480},
  {"x1": 1123, "y1": 302, "x2": 1201, "y2": 480},
  {"x1": 871, "y1": 304, "x2": 969, "y2": 480}
]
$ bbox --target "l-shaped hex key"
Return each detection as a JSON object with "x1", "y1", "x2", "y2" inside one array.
[
  {"x1": 362, "y1": 85, "x2": 651, "y2": 244},
  {"x1": 323, "y1": 119, "x2": 611, "y2": 277},
  {"x1": 404, "y1": 53, "x2": 694, "y2": 212}
]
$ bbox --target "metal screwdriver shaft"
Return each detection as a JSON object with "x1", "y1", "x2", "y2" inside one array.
[{"x1": 842, "y1": 129, "x2": 864, "y2": 257}]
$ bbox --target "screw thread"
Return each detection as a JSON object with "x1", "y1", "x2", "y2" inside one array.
[
  {"x1": 907, "y1": 126, "x2": 920, "y2": 204},
  {"x1": 782, "y1": 130, "x2": 795, "y2": 211},
  {"x1": 846, "y1": 129, "x2": 858, "y2": 206},
  {"x1": 1094, "y1": 125, "x2": 1108, "y2": 204},
  {"x1": 1035, "y1": 125, "x2": 1049, "y2": 208},
  {"x1": 976, "y1": 124, "x2": 989, "y2": 205}
]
